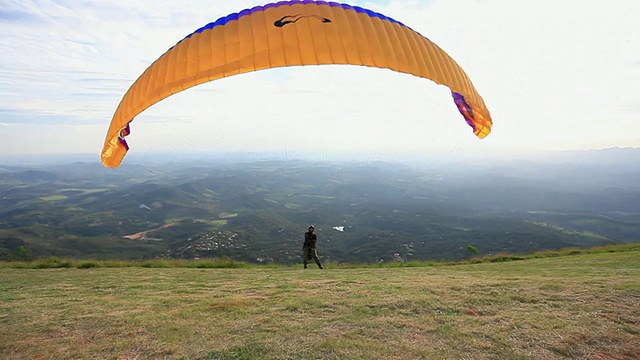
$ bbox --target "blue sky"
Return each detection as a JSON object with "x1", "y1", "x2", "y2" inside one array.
[{"x1": 1, "y1": 0, "x2": 639, "y2": 164}]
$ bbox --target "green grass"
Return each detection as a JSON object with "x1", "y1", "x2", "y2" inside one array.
[
  {"x1": 530, "y1": 221, "x2": 613, "y2": 240},
  {"x1": 0, "y1": 247, "x2": 638, "y2": 359},
  {"x1": 57, "y1": 188, "x2": 109, "y2": 195},
  {"x1": 38, "y1": 195, "x2": 68, "y2": 202},
  {"x1": 195, "y1": 219, "x2": 229, "y2": 227},
  {"x1": 3, "y1": 243, "x2": 638, "y2": 270},
  {"x1": 219, "y1": 212, "x2": 239, "y2": 219}
]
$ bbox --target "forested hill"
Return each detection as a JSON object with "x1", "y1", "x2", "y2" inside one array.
[{"x1": 1, "y1": 148, "x2": 639, "y2": 263}]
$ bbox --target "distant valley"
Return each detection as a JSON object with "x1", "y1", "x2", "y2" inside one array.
[{"x1": 1, "y1": 148, "x2": 639, "y2": 263}]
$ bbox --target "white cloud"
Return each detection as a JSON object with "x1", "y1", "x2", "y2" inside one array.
[{"x1": 1, "y1": 0, "x2": 639, "y2": 162}]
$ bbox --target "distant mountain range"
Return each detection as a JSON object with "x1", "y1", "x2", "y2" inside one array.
[{"x1": 1, "y1": 148, "x2": 638, "y2": 263}]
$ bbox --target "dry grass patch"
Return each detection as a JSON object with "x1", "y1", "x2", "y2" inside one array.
[{"x1": 0, "y1": 251, "x2": 638, "y2": 359}]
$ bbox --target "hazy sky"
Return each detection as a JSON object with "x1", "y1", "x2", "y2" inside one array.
[{"x1": 1, "y1": 0, "x2": 639, "y2": 164}]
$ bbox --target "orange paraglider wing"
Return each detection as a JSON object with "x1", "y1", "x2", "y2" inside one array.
[{"x1": 101, "y1": 0, "x2": 492, "y2": 168}]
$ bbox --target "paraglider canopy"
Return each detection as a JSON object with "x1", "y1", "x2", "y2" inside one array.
[{"x1": 101, "y1": 0, "x2": 492, "y2": 168}]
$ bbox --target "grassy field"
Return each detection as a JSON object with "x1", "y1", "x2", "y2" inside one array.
[{"x1": 1, "y1": 251, "x2": 639, "y2": 359}]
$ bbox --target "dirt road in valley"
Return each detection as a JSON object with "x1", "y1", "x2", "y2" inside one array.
[{"x1": 122, "y1": 222, "x2": 178, "y2": 240}]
